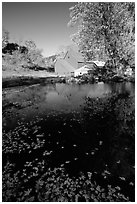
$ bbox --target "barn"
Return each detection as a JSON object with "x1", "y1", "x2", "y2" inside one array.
[
  {"x1": 55, "y1": 48, "x2": 85, "y2": 76},
  {"x1": 54, "y1": 58, "x2": 75, "y2": 77}
]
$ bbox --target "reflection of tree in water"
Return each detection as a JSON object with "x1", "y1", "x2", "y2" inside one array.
[
  {"x1": 55, "y1": 83, "x2": 112, "y2": 108},
  {"x1": 87, "y1": 83, "x2": 111, "y2": 98},
  {"x1": 111, "y1": 82, "x2": 135, "y2": 95},
  {"x1": 82, "y1": 92, "x2": 134, "y2": 188}
]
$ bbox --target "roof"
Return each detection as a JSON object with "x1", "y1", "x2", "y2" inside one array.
[
  {"x1": 88, "y1": 61, "x2": 106, "y2": 67},
  {"x1": 64, "y1": 48, "x2": 84, "y2": 62},
  {"x1": 74, "y1": 65, "x2": 90, "y2": 72}
]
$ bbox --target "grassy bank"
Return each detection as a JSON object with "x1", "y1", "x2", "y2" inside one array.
[{"x1": 2, "y1": 69, "x2": 58, "y2": 88}]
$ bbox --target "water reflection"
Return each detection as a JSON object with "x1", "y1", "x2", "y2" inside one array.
[
  {"x1": 3, "y1": 82, "x2": 135, "y2": 125},
  {"x1": 3, "y1": 82, "x2": 134, "y2": 113},
  {"x1": 87, "y1": 83, "x2": 111, "y2": 98},
  {"x1": 111, "y1": 82, "x2": 135, "y2": 96},
  {"x1": 45, "y1": 82, "x2": 134, "y2": 111}
]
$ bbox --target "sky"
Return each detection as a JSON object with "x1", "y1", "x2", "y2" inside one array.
[{"x1": 2, "y1": 2, "x2": 78, "y2": 57}]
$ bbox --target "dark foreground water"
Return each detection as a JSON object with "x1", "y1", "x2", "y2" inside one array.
[{"x1": 2, "y1": 82, "x2": 135, "y2": 201}]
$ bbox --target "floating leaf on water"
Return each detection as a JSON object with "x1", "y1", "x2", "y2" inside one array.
[
  {"x1": 33, "y1": 129, "x2": 38, "y2": 134},
  {"x1": 87, "y1": 172, "x2": 92, "y2": 178},
  {"x1": 43, "y1": 150, "x2": 52, "y2": 155},
  {"x1": 65, "y1": 161, "x2": 70, "y2": 164},
  {"x1": 119, "y1": 176, "x2": 126, "y2": 181},
  {"x1": 104, "y1": 170, "x2": 111, "y2": 175},
  {"x1": 60, "y1": 164, "x2": 64, "y2": 167},
  {"x1": 125, "y1": 147, "x2": 128, "y2": 150},
  {"x1": 99, "y1": 141, "x2": 103, "y2": 145},
  {"x1": 115, "y1": 186, "x2": 121, "y2": 190},
  {"x1": 94, "y1": 171, "x2": 97, "y2": 174},
  {"x1": 36, "y1": 134, "x2": 44, "y2": 137},
  {"x1": 33, "y1": 167, "x2": 38, "y2": 171},
  {"x1": 129, "y1": 182, "x2": 134, "y2": 186},
  {"x1": 73, "y1": 144, "x2": 77, "y2": 147}
]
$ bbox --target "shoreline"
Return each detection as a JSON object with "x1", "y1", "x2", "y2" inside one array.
[
  {"x1": 2, "y1": 70, "x2": 59, "y2": 88},
  {"x1": 2, "y1": 70, "x2": 135, "y2": 89},
  {"x1": 2, "y1": 76, "x2": 58, "y2": 89}
]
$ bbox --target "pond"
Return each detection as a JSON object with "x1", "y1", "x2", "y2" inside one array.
[{"x1": 2, "y1": 82, "x2": 135, "y2": 201}]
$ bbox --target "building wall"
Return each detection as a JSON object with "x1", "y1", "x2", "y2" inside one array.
[
  {"x1": 74, "y1": 68, "x2": 89, "y2": 77},
  {"x1": 55, "y1": 59, "x2": 75, "y2": 76},
  {"x1": 78, "y1": 62, "x2": 85, "y2": 68},
  {"x1": 55, "y1": 49, "x2": 85, "y2": 76},
  {"x1": 74, "y1": 70, "x2": 88, "y2": 77}
]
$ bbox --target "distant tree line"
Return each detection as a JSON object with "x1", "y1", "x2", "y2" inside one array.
[
  {"x1": 2, "y1": 28, "x2": 55, "y2": 72},
  {"x1": 68, "y1": 2, "x2": 135, "y2": 72}
]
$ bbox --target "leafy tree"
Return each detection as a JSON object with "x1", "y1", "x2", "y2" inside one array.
[
  {"x1": 2, "y1": 28, "x2": 9, "y2": 49},
  {"x1": 2, "y1": 32, "x2": 54, "y2": 71},
  {"x1": 19, "y1": 46, "x2": 28, "y2": 54},
  {"x1": 68, "y1": 2, "x2": 135, "y2": 69},
  {"x1": 25, "y1": 40, "x2": 36, "y2": 51},
  {"x1": 29, "y1": 49, "x2": 45, "y2": 67},
  {"x1": 24, "y1": 40, "x2": 46, "y2": 68},
  {"x1": 2, "y1": 43, "x2": 19, "y2": 54}
]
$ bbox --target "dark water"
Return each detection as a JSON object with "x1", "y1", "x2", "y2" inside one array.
[
  {"x1": 3, "y1": 82, "x2": 134, "y2": 127},
  {"x1": 2, "y1": 82, "x2": 135, "y2": 201}
]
